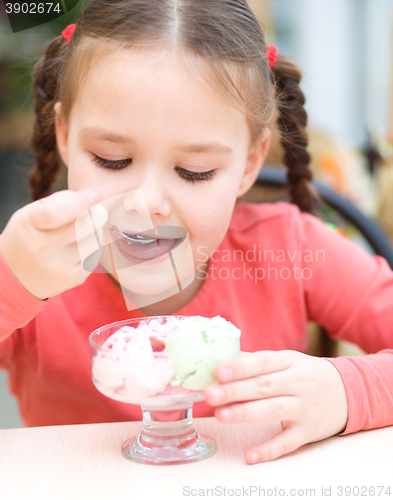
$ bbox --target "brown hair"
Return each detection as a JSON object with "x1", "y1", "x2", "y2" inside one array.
[{"x1": 30, "y1": 0, "x2": 314, "y2": 212}]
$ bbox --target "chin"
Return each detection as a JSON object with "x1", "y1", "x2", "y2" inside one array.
[
  {"x1": 115, "y1": 269, "x2": 195, "y2": 312},
  {"x1": 117, "y1": 268, "x2": 181, "y2": 296}
]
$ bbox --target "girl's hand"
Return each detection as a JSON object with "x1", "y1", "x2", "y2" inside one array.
[
  {"x1": 0, "y1": 190, "x2": 108, "y2": 300},
  {"x1": 204, "y1": 350, "x2": 348, "y2": 464}
]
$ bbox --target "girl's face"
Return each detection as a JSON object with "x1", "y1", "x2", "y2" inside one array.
[{"x1": 55, "y1": 47, "x2": 270, "y2": 307}]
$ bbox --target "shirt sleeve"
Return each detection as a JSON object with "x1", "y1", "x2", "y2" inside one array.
[
  {"x1": 0, "y1": 242, "x2": 47, "y2": 365},
  {"x1": 299, "y1": 211, "x2": 393, "y2": 435}
]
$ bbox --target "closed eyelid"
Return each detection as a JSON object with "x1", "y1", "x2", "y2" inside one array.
[
  {"x1": 91, "y1": 154, "x2": 132, "y2": 169},
  {"x1": 176, "y1": 167, "x2": 215, "y2": 182},
  {"x1": 90, "y1": 154, "x2": 215, "y2": 181}
]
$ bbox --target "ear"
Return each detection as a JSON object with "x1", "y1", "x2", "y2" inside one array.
[
  {"x1": 54, "y1": 102, "x2": 69, "y2": 167},
  {"x1": 236, "y1": 129, "x2": 271, "y2": 198}
]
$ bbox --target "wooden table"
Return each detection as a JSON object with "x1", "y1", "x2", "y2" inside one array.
[{"x1": 1, "y1": 418, "x2": 393, "y2": 500}]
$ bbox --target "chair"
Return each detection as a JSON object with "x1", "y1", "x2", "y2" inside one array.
[
  {"x1": 250, "y1": 167, "x2": 393, "y2": 357},
  {"x1": 255, "y1": 167, "x2": 393, "y2": 268}
]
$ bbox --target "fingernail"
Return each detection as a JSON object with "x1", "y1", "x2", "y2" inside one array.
[
  {"x1": 249, "y1": 452, "x2": 259, "y2": 464},
  {"x1": 209, "y1": 386, "x2": 225, "y2": 404},
  {"x1": 90, "y1": 204, "x2": 108, "y2": 226},
  {"x1": 220, "y1": 408, "x2": 232, "y2": 421},
  {"x1": 87, "y1": 190, "x2": 99, "y2": 204},
  {"x1": 219, "y1": 367, "x2": 234, "y2": 382}
]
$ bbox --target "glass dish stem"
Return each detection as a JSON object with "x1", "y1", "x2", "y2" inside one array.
[{"x1": 121, "y1": 405, "x2": 217, "y2": 465}]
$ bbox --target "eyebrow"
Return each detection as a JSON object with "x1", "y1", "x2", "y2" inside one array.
[{"x1": 79, "y1": 126, "x2": 233, "y2": 156}]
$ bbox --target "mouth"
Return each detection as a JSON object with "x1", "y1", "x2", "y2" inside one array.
[{"x1": 110, "y1": 226, "x2": 186, "y2": 264}]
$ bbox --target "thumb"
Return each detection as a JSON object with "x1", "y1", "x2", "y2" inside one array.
[{"x1": 28, "y1": 190, "x2": 99, "y2": 231}]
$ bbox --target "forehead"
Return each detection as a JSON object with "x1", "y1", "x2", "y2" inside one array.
[{"x1": 69, "y1": 45, "x2": 250, "y2": 148}]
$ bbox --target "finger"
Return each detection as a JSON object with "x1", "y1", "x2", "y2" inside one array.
[
  {"x1": 204, "y1": 370, "x2": 292, "y2": 406},
  {"x1": 28, "y1": 190, "x2": 100, "y2": 231},
  {"x1": 75, "y1": 204, "x2": 108, "y2": 242},
  {"x1": 215, "y1": 350, "x2": 294, "y2": 383},
  {"x1": 245, "y1": 425, "x2": 305, "y2": 464},
  {"x1": 74, "y1": 232, "x2": 103, "y2": 272},
  {"x1": 30, "y1": 204, "x2": 108, "y2": 249},
  {"x1": 65, "y1": 240, "x2": 99, "y2": 269},
  {"x1": 214, "y1": 396, "x2": 299, "y2": 424},
  {"x1": 48, "y1": 240, "x2": 100, "y2": 283}
]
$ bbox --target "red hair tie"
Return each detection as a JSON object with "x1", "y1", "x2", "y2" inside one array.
[
  {"x1": 62, "y1": 23, "x2": 77, "y2": 43},
  {"x1": 266, "y1": 45, "x2": 278, "y2": 70}
]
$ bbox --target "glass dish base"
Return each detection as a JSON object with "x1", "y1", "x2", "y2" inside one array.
[{"x1": 121, "y1": 406, "x2": 217, "y2": 465}]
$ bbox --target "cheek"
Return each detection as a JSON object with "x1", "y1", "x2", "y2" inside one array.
[
  {"x1": 67, "y1": 169, "x2": 90, "y2": 191},
  {"x1": 66, "y1": 149, "x2": 94, "y2": 191},
  {"x1": 185, "y1": 188, "x2": 236, "y2": 243},
  {"x1": 65, "y1": 136, "x2": 112, "y2": 196},
  {"x1": 66, "y1": 151, "x2": 116, "y2": 200},
  {"x1": 190, "y1": 203, "x2": 232, "y2": 267}
]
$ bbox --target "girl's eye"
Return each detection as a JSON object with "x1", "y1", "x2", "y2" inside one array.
[
  {"x1": 175, "y1": 167, "x2": 215, "y2": 183},
  {"x1": 91, "y1": 154, "x2": 132, "y2": 170},
  {"x1": 91, "y1": 155, "x2": 215, "y2": 182}
]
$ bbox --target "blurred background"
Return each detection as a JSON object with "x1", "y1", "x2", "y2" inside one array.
[{"x1": 1, "y1": 0, "x2": 393, "y2": 428}]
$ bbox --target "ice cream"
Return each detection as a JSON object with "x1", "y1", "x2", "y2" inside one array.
[
  {"x1": 92, "y1": 315, "x2": 241, "y2": 401},
  {"x1": 92, "y1": 320, "x2": 176, "y2": 399},
  {"x1": 164, "y1": 315, "x2": 241, "y2": 390}
]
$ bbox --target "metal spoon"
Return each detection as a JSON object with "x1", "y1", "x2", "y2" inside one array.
[{"x1": 107, "y1": 222, "x2": 157, "y2": 245}]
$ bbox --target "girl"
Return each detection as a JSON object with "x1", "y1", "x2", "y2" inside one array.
[{"x1": 1, "y1": 0, "x2": 393, "y2": 465}]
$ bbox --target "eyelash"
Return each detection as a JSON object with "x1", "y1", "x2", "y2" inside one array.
[
  {"x1": 175, "y1": 167, "x2": 215, "y2": 183},
  {"x1": 92, "y1": 154, "x2": 131, "y2": 170},
  {"x1": 91, "y1": 154, "x2": 216, "y2": 182}
]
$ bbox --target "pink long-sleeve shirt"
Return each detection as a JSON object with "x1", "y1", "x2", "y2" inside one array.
[{"x1": 1, "y1": 201, "x2": 393, "y2": 433}]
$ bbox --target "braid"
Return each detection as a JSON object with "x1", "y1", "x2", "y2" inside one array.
[
  {"x1": 30, "y1": 35, "x2": 68, "y2": 201},
  {"x1": 271, "y1": 55, "x2": 316, "y2": 213}
]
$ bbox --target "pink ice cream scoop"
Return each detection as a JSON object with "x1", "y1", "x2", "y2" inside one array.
[{"x1": 92, "y1": 320, "x2": 177, "y2": 400}]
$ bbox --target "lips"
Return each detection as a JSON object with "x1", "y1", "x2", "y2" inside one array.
[
  {"x1": 116, "y1": 237, "x2": 175, "y2": 262},
  {"x1": 113, "y1": 226, "x2": 186, "y2": 264}
]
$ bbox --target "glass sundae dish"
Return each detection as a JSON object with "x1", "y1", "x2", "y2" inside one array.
[{"x1": 89, "y1": 315, "x2": 241, "y2": 465}]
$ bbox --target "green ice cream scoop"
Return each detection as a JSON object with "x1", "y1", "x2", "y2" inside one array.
[{"x1": 164, "y1": 315, "x2": 241, "y2": 390}]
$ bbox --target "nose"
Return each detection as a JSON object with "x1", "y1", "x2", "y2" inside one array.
[{"x1": 122, "y1": 172, "x2": 172, "y2": 219}]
